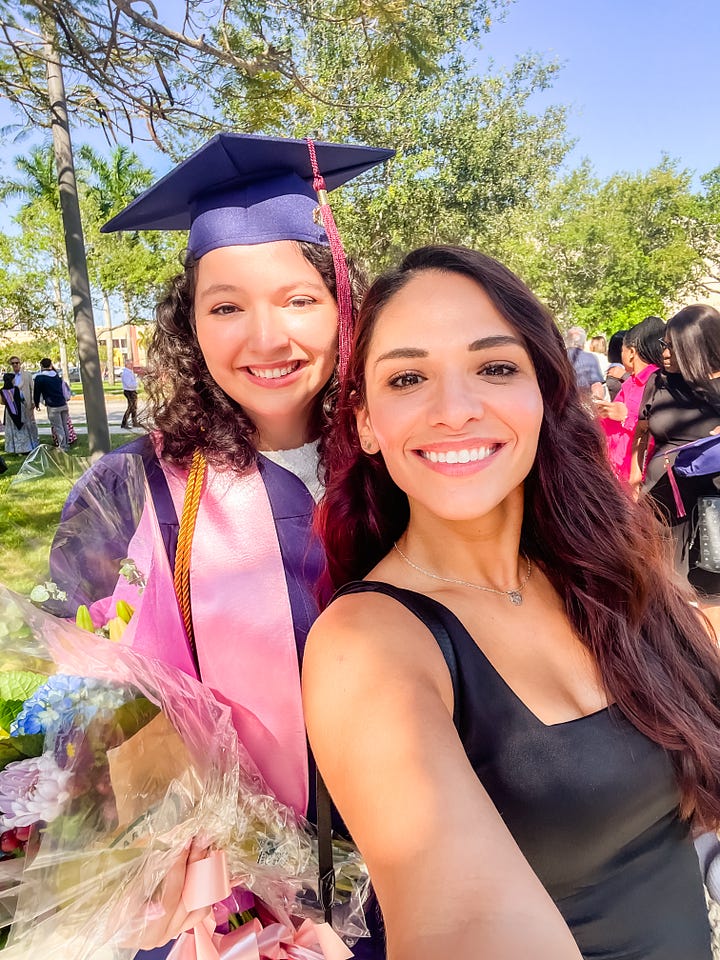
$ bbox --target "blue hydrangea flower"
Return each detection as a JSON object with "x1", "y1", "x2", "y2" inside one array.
[{"x1": 11, "y1": 675, "x2": 127, "y2": 737}]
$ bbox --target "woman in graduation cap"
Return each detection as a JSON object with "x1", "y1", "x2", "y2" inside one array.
[{"x1": 49, "y1": 133, "x2": 392, "y2": 957}]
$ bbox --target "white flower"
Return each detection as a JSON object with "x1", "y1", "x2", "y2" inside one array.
[{"x1": 0, "y1": 753, "x2": 73, "y2": 828}]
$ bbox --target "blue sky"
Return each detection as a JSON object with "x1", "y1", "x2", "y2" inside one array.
[{"x1": 478, "y1": 0, "x2": 720, "y2": 181}]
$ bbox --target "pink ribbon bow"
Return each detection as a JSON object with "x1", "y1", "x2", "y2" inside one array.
[{"x1": 168, "y1": 852, "x2": 353, "y2": 960}]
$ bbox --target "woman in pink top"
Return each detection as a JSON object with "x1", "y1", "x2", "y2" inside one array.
[{"x1": 596, "y1": 316, "x2": 665, "y2": 483}]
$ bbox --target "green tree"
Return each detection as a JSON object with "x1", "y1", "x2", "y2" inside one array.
[
  {"x1": 79, "y1": 146, "x2": 181, "y2": 312},
  {"x1": 500, "y1": 160, "x2": 712, "y2": 331},
  {"x1": 220, "y1": 9, "x2": 571, "y2": 270},
  {"x1": 0, "y1": 0, "x2": 508, "y2": 455},
  {"x1": 0, "y1": 145, "x2": 76, "y2": 353},
  {"x1": 78, "y1": 144, "x2": 182, "y2": 380},
  {"x1": 695, "y1": 165, "x2": 720, "y2": 299},
  {"x1": 0, "y1": 0, "x2": 506, "y2": 149},
  {"x1": 0, "y1": 233, "x2": 49, "y2": 335}
]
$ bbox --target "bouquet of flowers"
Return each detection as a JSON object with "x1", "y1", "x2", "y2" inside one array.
[{"x1": 0, "y1": 450, "x2": 370, "y2": 959}]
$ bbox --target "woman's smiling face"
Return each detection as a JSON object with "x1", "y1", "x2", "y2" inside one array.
[
  {"x1": 194, "y1": 241, "x2": 338, "y2": 450},
  {"x1": 356, "y1": 269, "x2": 544, "y2": 523}
]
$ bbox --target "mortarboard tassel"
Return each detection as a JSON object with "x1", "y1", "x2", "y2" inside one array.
[{"x1": 306, "y1": 137, "x2": 354, "y2": 381}]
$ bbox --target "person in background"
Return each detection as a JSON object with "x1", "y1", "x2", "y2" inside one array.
[
  {"x1": 8, "y1": 355, "x2": 38, "y2": 448},
  {"x1": 596, "y1": 316, "x2": 665, "y2": 483},
  {"x1": 604, "y1": 330, "x2": 629, "y2": 400},
  {"x1": 33, "y1": 358, "x2": 71, "y2": 451},
  {"x1": 120, "y1": 358, "x2": 139, "y2": 429},
  {"x1": 565, "y1": 326, "x2": 604, "y2": 402},
  {"x1": 634, "y1": 304, "x2": 720, "y2": 611},
  {"x1": 305, "y1": 246, "x2": 719, "y2": 960},
  {"x1": 1, "y1": 371, "x2": 33, "y2": 454},
  {"x1": 589, "y1": 334, "x2": 609, "y2": 377}
]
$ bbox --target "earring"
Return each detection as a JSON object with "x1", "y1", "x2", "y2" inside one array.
[{"x1": 362, "y1": 439, "x2": 375, "y2": 453}]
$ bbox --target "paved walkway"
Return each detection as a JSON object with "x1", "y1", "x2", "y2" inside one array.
[{"x1": 34, "y1": 394, "x2": 142, "y2": 437}]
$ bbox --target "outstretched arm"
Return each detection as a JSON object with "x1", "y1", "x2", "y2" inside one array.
[{"x1": 303, "y1": 593, "x2": 582, "y2": 960}]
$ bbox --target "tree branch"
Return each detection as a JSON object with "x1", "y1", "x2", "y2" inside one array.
[{"x1": 111, "y1": 0, "x2": 276, "y2": 76}]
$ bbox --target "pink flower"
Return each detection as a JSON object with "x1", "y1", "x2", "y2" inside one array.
[{"x1": 0, "y1": 753, "x2": 73, "y2": 829}]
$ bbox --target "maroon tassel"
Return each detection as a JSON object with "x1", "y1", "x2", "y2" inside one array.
[{"x1": 306, "y1": 138, "x2": 354, "y2": 381}]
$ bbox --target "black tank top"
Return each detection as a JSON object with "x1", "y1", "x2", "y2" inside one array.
[{"x1": 334, "y1": 581, "x2": 711, "y2": 960}]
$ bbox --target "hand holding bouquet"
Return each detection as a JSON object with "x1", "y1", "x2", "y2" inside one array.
[{"x1": 0, "y1": 587, "x2": 369, "y2": 959}]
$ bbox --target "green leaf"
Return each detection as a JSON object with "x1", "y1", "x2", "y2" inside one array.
[
  {"x1": 113, "y1": 697, "x2": 160, "y2": 738},
  {"x1": 0, "y1": 671, "x2": 46, "y2": 702},
  {"x1": 0, "y1": 734, "x2": 44, "y2": 771},
  {"x1": 0, "y1": 699, "x2": 24, "y2": 733}
]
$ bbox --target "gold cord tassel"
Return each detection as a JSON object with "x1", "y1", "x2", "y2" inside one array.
[{"x1": 173, "y1": 449, "x2": 207, "y2": 659}]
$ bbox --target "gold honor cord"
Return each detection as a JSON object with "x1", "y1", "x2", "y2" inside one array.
[{"x1": 173, "y1": 449, "x2": 207, "y2": 672}]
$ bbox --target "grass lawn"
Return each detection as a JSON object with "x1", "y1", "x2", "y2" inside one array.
[
  {"x1": 0, "y1": 435, "x2": 129, "y2": 596},
  {"x1": 69, "y1": 383, "x2": 143, "y2": 397}
]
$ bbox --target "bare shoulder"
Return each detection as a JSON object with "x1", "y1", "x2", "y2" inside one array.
[
  {"x1": 304, "y1": 588, "x2": 453, "y2": 707},
  {"x1": 308, "y1": 588, "x2": 422, "y2": 646}
]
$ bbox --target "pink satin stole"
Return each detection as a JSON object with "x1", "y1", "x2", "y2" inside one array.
[
  {"x1": 159, "y1": 457, "x2": 309, "y2": 816},
  {"x1": 89, "y1": 455, "x2": 309, "y2": 814}
]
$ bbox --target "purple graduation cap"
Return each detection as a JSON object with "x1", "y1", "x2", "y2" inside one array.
[{"x1": 102, "y1": 133, "x2": 394, "y2": 377}]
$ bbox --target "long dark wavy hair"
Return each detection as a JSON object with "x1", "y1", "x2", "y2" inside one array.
[
  {"x1": 664, "y1": 304, "x2": 720, "y2": 416},
  {"x1": 142, "y1": 242, "x2": 367, "y2": 469},
  {"x1": 318, "y1": 244, "x2": 720, "y2": 827}
]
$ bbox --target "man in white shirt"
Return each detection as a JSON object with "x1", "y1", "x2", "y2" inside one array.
[
  {"x1": 8, "y1": 355, "x2": 38, "y2": 446},
  {"x1": 120, "y1": 359, "x2": 139, "y2": 429}
]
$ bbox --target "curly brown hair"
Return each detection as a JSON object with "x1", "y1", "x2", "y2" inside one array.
[{"x1": 141, "y1": 242, "x2": 367, "y2": 470}]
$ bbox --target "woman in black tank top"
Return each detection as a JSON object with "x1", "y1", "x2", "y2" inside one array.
[{"x1": 304, "y1": 247, "x2": 720, "y2": 960}]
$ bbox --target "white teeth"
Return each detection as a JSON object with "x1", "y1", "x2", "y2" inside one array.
[
  {"x1": 421, "y1": 445, "x2": 497, "y2": 464},
  {"x1": 249, "y1": 363, "x2": 299, "y2": 379}
]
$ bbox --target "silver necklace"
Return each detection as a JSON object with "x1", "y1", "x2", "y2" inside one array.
[{"x1": 393, "y1": 541, "x2": 532, "y2": 606}]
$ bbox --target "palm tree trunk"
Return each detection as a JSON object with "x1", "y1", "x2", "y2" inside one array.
[{"x1": 43, "y1": 20, "x2": 110, "y2": 457}]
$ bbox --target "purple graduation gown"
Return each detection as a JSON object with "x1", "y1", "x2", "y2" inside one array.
[{"x1": 50, "y1": 435, "x2": 385, "y2": 959}]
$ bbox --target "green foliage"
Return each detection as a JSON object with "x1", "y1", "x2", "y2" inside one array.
[
  {"x1": 0, "y1": 700, "x2": 24, "y2": 732},
  {"x1": 0, "y1": 734, "x2": 43, "y2": 771},
  {"x1": 0, "y1": 143, "x2": 175, "y2": 339},
  {"x1": 0, "y1": 0, "x2": 507, "y2": 149},
  {"x1": 0, "y1": 0, "x2": 715, "y2": 335},
  {"x1": 0, "y1": 671, "x2": 45, "y2": 702},
  {"x1": 500, "y1": 159, "x2": 715, "y2": 330},
  {"x1": 0, "y1": 234, "x2": 49, "y2": 332},
  {"x1": 113, "y1": 698, "x2": 160, "y2": 738},
  {"x1": 78, "y1": 145, "x2": 184, "y2": 320},
  {"x1": 219, "y1": 5, "x2": 571, "y2": 271},
  {"x1": 0, "y1": 144, "x2": 76, "y2": 339}
]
